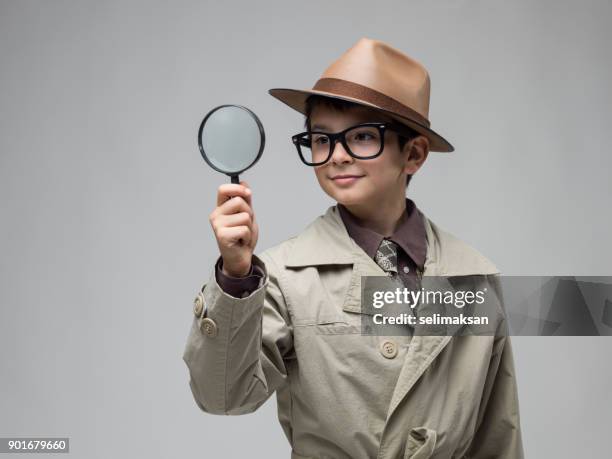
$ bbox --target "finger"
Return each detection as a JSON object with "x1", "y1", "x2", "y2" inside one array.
[
  {"x1": 216, "y1": 183, "x2": 251, "y2": 207},
  {"x1": 218, "y1": 195, "x2": 253, "y2": 217},
  {"x1": 217, "y1": 211, "x2": 253, "y2": 231},
  {"x1": 217, "y1": 186, "x2": 250, "y2": 207},
  {"x1": 219, "y1": 225, "x2": 252, "y2": 246}
]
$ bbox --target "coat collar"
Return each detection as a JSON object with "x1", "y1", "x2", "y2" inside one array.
[{"x1": 284, "y1": 204, "x2": 500, "y2": 277}]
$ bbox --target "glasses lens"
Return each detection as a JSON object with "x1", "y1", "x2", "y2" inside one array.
[
  {"x1": 296, "y1": 133, "x2": 331, "y2": 165},
  {"x1": 345, "y1": 125, "x2": 382, "y2": 158}
]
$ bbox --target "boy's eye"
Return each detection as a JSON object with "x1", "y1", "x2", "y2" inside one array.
[
  {"x1": 349, "y1": 128, "x2": 379, "y2": 143},
  {"x1": 313, "y1": 135, "x2": 329, "y2": 145},
  {"x1": 355, "y1": 133, "x2": 374, "y2": 141},
  {"x1": 298, "y1": 137, "x2": 311, "y2": 147}
]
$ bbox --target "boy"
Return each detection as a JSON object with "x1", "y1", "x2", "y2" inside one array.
[{"x1": 183, "y1": 37, "x2": 524, "y2": 458}]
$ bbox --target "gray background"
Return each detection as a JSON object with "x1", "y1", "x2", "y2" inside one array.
[{"x1": 1, "y1": 0, "x2": 611, "y2": 457}]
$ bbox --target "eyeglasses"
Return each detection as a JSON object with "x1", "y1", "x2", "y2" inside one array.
[{"x1": 291, "y1": 122, "x2": 417, "y2": 166}]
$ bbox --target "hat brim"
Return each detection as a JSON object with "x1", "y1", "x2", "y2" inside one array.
[{"x1": 268, "y1": 88, "x2": 454, "y2": 153}]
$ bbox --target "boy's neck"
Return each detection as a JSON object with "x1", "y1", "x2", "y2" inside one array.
[{"x1": 340, "y1": 197, "x2": 407, "y2": 237}]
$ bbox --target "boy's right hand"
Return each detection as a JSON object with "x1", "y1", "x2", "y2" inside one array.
[{"x1": 209, "y1": 181, "x2": 259, "y2": 278}]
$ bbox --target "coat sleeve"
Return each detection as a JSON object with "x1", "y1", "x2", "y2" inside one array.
[
  {"x1": 182, "y1": 250, "x2": 294, "y2": 415},
  {"x1": 465, "y1": 275, "x2": 524, "y2": 458}
]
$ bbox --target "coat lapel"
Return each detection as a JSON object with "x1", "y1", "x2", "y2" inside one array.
[
  {"x1": 385, "y1": 213, "x2": 501, "y2": 423},
  {"x1": 284, "y1": 205, "x2": 390, "y2": 314}
]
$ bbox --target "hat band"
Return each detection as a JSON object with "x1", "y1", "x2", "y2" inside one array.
[{"x1": 312, "y1": 77, "x2": 430, "y2": 128}]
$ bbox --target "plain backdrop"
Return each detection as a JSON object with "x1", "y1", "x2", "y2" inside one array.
[{"x1": 1, "y1": 0, "x2": 611, "y2": 457}]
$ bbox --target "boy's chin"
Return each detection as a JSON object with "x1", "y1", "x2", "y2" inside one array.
[{"x1": 327, "y1": 188, "x2": 371, "y2": 206}]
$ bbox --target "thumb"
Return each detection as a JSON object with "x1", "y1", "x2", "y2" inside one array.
[{"x1": 239, "y1": 180, "x2": 253, "y2": 207}]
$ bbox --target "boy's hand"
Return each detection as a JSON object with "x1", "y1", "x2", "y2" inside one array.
[{"x1": 209, "y1": 181, "x2": 259, "y2": 278}]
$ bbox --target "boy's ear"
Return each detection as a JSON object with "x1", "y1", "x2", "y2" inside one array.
[{"x1": 403, "y1": 135, "x2": 429, "y2": 175}]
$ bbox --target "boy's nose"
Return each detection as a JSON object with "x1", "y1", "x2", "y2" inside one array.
[{"x1": 329, "y1": 140, "x2": 353, "y2": 165}]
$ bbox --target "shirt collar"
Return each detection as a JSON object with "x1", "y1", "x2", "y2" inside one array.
[{"x1": 337, "y1": 197, "x2": 427, "y2": 269}]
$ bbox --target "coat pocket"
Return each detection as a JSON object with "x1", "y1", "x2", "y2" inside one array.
[
  {"x1": 404, "y1": 427, "x2": 437, "y2": 459},
  {"x1": 314, "y1": 319, "x2": 362, "y2": 335}
]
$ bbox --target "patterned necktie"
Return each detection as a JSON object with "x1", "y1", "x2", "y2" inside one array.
[{"x1": 374, "y1": 238, "x2": 399, "y2": 274}]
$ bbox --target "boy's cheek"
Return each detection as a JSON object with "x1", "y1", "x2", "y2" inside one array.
[{"x1": 313, "y1": 171, "x2": 326, "y2": 186}]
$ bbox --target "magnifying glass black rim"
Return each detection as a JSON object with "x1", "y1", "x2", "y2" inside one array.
[{"x1": 198, "y1": 104, "x2": 266, "y2": 178}]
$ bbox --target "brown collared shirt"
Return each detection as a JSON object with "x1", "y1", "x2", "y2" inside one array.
[
  {"x1": 215, "y1": 198, "x2": 427, "y2": 297},
  {"x1": 337, "y1": 197, "x2": 426, "y2": 290}
]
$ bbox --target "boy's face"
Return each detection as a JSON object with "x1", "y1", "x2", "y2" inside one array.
[{"x1": 309, "y1": 103, "x2": 428, "y2": 209}]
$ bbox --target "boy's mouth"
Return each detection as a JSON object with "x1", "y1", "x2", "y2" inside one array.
[
  {"x1": 330, "y1": 174, "x2": 364, "y2": 179},
  {"x1": 329, "y1": 174, "x2": 365, "y2": 185}
]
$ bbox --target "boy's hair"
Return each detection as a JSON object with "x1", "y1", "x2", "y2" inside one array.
[{"x1": 303, "y1": 95, "x2": 418, "y2": 189}]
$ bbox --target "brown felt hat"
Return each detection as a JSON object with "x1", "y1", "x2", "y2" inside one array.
[{"x1": 268, "y1": 37, "x2": 454, "y2": 153}]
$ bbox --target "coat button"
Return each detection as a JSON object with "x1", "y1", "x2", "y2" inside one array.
[
  {"x1": 193, "y1": 292, "x2": 204, "y2": 317},
  {"x1": 200, "y1": 317, "x2": 218, "y2": 338},
  {"x1": 380, "y1": 340, "x2": 398, "y2": 359},
  {"x1": 403, "y1": 266, "x2": 410, "y2": 274}
]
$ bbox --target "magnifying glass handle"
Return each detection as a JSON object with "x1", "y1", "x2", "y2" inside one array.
[{"x1": 228, "y1": 174, "x2": 245, "y2": 246}]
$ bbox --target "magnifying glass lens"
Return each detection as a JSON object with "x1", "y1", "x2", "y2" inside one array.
[{"x1": 199, "y1": 105, "x2": 264, "y2": 176}]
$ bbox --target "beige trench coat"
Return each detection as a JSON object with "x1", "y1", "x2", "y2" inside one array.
[{"x1": 183, "y1": 205, "x2": 524, "y2": 458}]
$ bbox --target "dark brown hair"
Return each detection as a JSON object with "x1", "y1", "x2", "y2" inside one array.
[{"x1": 303, "y1": 95, "x2": 418, "y2": 188}]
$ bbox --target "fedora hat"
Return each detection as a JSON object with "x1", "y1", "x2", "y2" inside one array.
[{"x1": 268, "y1": 37, "x2": 454, "y2": 153}]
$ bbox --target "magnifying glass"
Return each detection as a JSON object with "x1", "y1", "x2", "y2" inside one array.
[{"x1": 198, "y1": 104, "x2": 265, "y2": 184}]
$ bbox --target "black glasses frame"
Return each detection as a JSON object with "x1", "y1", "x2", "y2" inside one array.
[{"x1": 291, "y1": 122, "x2": 417, "y2": 166}]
